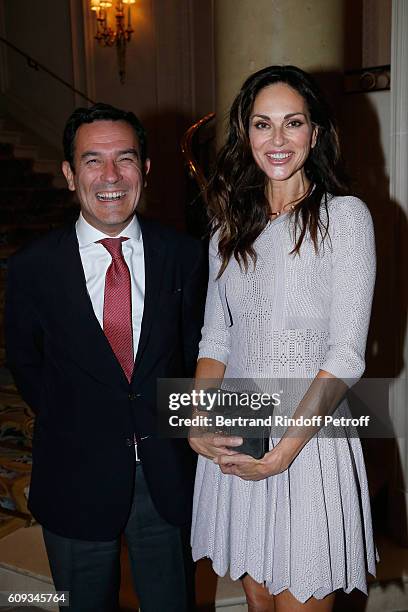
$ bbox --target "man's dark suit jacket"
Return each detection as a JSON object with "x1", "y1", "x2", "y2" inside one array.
[{"x1": 5, "y1": 215, "x2": 206, "y2": 541}]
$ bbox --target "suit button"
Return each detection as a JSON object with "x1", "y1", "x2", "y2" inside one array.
[
  {"x1": 125, "y1": 437, "x2": 134, "y2": 447},
  {"x1": 128, "y1": 393, "x2": 141, "y2": 400}
]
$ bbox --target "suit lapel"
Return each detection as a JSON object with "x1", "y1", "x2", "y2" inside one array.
[
  {"x1": 132, "y1": 217, "x2": 165, "y2": 378},
  {"x1": 56, "y1": 224, "x2": 129, "y2": 387}
]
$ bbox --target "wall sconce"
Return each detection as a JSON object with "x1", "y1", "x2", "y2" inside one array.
[{"x1": 90, "y1": 0, "x2": 136, "y2": 84}]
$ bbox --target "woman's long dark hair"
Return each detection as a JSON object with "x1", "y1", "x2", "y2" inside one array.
[{"x1": 207, "y1": 65, "x2": 349, "y2": 276}]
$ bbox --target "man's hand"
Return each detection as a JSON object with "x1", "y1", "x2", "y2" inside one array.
[
  {"x1": 214, "y1": 446, "x2": 290, "y2": 481},
  {"x1": 188, "y1": 432, "x2": 243, "y2": 460}
]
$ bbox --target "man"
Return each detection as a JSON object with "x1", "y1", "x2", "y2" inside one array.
[{"x1": 5, "y1": 103, "x2": 206, "y2": 611}]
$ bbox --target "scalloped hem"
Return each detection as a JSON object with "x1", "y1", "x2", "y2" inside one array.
[{"x1": 194, "y1": 553, "x2": 377, "y2": 605}]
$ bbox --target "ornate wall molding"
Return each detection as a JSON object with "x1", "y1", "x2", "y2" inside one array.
[{"x1": 344, "y1": 65, "x2": 390, "y2": 94}]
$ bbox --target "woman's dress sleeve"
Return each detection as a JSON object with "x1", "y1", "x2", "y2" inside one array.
[
  {"x1": 197, "y1": 234, "x2": 231, "y2": 365},
  {"x1": 320, "y1": 196, "x2": 376, "y2": 382}
]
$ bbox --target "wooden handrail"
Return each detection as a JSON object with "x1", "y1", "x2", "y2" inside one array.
[
  {"x1": 0, "y1": 36, "x2": 95, "y2": 105},
  {"x1": 181, "y1": 112, "x2": 215, "y2": 194}
]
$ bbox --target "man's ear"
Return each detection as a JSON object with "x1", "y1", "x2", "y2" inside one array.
[
  {"x1": 143, "y1": 158, "x2": 151, "y2": 187},
  {"x1": 62, "y1": 161, "x2": 76, "y2": 191}
]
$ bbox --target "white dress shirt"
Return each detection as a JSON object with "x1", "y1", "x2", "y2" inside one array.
[{"x1": 75, "y1": 213, "x2": 145, "y2": 358}]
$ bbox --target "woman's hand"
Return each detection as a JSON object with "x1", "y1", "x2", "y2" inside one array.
[
  {"x1": 188, "y1": 432, "x2": 243, "y2": 461},
  {"x1": 215, "y1": 445, "x2": 291, "y2": 481},
  {"x1": 189, "y1": 357, "x2": 235, "y2": 460}
]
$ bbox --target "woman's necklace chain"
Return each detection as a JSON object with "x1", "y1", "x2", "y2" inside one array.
[
  {"x1": 270, "y1": 204, "x2": 296, "y2": 217},
  {"x1": 269, "y1": 183, "x2": 314, "y2": 217}
]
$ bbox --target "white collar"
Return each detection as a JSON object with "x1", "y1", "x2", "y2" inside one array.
[{"x1": 76, "y1": 213, "x2": 142, "y2": 247}]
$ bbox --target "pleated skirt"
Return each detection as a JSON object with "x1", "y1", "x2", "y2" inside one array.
[{"x1": 191, "y1": 413, "x2": 378, "y2": 603}]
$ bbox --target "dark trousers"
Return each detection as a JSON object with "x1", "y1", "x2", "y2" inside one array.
[{"x1": 43, "y1": 465, "x2": 195, "y2": 612}]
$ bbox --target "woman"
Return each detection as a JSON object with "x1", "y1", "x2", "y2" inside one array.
[{"x1": 189, "y1": 66, "x2": 377, "y2": 611}]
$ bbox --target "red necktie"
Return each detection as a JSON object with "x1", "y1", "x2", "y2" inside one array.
[{"x1": 98, "y1": 237, "x2": 134, "y2": 382}]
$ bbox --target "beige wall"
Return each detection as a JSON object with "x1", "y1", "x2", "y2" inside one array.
[{"x1": 214, "y1": 0, "x2": 345, "y2": 136}]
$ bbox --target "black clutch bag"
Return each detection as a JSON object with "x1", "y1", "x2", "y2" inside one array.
[
  {"x1": 230, "y1": 435, "x2": 268, "y2": 460},
  {"x1": 196, "y1": 388, "x2": 269, "y2": 459}
]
